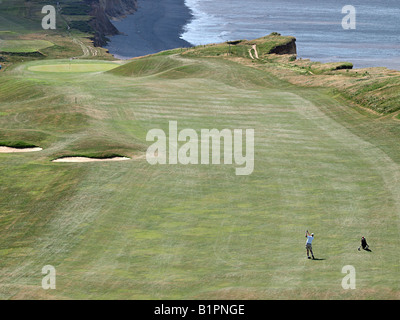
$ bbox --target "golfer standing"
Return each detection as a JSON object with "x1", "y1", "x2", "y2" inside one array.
[
  {"x1": 305, "y1": 230, "x2": 315, "y2": 260},
  {"x1": 358, "y1": 236, "x2": 370, "y2": 251}
]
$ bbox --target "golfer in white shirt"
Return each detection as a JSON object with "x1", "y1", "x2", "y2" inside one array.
[{"x1": 305, "y1": 230, "x2": 315, "y2": 260}]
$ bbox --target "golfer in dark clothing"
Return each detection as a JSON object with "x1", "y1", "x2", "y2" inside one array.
[{"x1": 358, "y1": 236, "x2": 370, "y2": 251}]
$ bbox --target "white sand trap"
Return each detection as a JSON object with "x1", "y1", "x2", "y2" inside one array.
[
  {"x1": 0, "y1": 146, "x2": 43, "y2": 153},
  {"x1": 52, "y1": 156, "x2": 131, "y2": 163}
]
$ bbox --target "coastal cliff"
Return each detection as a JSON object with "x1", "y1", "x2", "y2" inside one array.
[
  {"x1": 183, "y1": 33, "x2": 297, "y2": 59},
  {"x1": 269, "y1": 37, "x2": 296, "y2": 55},
  {"x1": 85, "y1": 0, "x2": 138, "y2": 46}
]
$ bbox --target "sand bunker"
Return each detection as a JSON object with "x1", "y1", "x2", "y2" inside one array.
[
  {"x1": 52, "y1": 156, "x2": 131, "y2": 163},
  {"x1": 0, "y1": 146, "x2": 43, "y2": 153}
]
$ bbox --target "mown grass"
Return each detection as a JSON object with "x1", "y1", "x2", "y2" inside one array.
[
  {"x1": 0, "y1": 39, "x2": 54, "y2": 53},
  {"x1": 0, "y1": 53, "x2": 399, "y2": 300},
  {"x1": 0, "y1": 3, "x2": 399, "y2": 299},
  {"x1": 110, "y1": 56, "x2": 185, "y2": 77},
  {"x1": 28, "y1": 62, "x2": 119, "y2": 73}
]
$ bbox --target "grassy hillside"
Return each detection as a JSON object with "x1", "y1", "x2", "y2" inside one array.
[
  {"x1": 0, "y1": 1, "x2": 399, "y2": 300},
  {"x1": 0, "y1": 0, "x2": 112, "y2": 69},
  {"x1": 0, "y1": 50, "x2": 399, "y2": 299},
  {"x1": 142, "y1": 35, "x2": 400, "y2": 116},
  {"x1": 231, "y1": 53, "x2": 400, "y2": 115}
]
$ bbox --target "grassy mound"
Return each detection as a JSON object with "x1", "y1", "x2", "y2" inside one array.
[
  {"x1": 0, "y1": 39, "x2": 54, "y2": 53},
  {"x1": 53, "y1": 137, "x2": 145, "y2": 161},
  {"x1": 109, "y1": 55, "x2": 187, "y2": 77},
  {"x1": 0, "y1": 140, "x2": 39, "y2": 149}
]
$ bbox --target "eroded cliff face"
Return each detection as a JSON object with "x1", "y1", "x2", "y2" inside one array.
[
  {"x1": 270, "y1": 37, "x2": 297, "y2": 55},
  {"x1": 85, "y1": 0, "x2": 138, "y2": 46},
  {"x1": 99, "y1": 0, "x2": 137, "y2": 18}
]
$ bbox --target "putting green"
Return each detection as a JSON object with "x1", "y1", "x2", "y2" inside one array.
[{"x1": 28, "y1": 63, "x2": 119, "y2": 73}]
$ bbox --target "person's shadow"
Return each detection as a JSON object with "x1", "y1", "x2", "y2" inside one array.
[{"x1": 363, "y1": 248, "x2": 372, "y2": 252}]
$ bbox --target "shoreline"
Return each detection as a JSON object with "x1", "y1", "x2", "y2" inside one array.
[
  {"x1": 104, "y1": 0, "x2": 193, "y2": 59},
  {"x1": 101, "y1": 1, "x2": 400, "y2": 71},
  {"x1": 178, "y1": 0, "x2": 400, "y2": 71}
]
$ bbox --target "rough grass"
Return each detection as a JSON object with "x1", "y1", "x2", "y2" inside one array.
[
  {"x1": 182, "y1": 34, "x2": 295, "y2": 59},
  {"x1": 243, "y1": 54, "x2": 400, "y2": 115}
]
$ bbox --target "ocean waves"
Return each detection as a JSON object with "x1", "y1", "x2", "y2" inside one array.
[
  {"x1": 180, "y1": 0, "x2": 400, "y2": 69},
  {"x1": 181, "y1": 0, "x2": 232, "y2": 45}
]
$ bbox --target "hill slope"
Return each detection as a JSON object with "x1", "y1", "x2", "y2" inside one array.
[
  {"x1": 0, "y1": 1, "x2": 399, "y2": 300},
  {"x1": 0, "y1": 50, "x2": 399, "y2": 299}
]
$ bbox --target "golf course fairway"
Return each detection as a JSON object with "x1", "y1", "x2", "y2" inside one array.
[
  {"x1": 0, "y1": 53, "x2": 399, "y2": 300},
  {"x1": 27, "y1": 60, "x2": 120, "y2": 73},
  {"x1": 0, "y1": 39, "x2": 54, "y2": 53}
]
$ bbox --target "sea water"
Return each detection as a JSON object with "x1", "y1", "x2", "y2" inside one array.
[{"x1": 181, "y1": 0, "x2": 400, "y2": 69}]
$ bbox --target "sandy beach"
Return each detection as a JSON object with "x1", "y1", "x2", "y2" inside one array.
[{"x1": 105, "y1": 0, "x2": 193, "y2": 59}]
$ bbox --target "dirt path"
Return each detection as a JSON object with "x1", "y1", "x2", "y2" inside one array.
[
  {"x1": 72, "y1": 38, "x2": 90, "y2": 57},
  {"x1": 72, "y1": 37, "x2": 98, "y2": 58},
  {"x1": 248, "y1": 45, "x2": 259, "y2": 60},
  {"x1": 57, "y1": 5, "x2": 98, "y2": 58}
]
